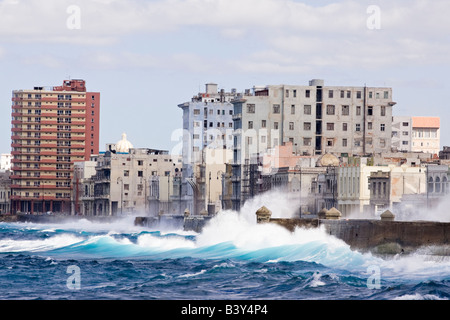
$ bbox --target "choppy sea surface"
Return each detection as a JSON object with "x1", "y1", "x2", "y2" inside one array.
[{"x1": 0, "y1": 203, "x2": 449, "y2": 301}]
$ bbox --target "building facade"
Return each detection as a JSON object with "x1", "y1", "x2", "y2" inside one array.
[
  {"x1": 392, "y1": 116, "x2": 440, "y2": 155},
  {"x1": 10, "y1": 79, "x2": 100, "y2": 214},
  {"x1": 0, "y1": 170, "x2": 11, "y2": 214},
  {"x1": 73, "y1": 141, "x2": 183, "y2": 216},
  {"x1": 411, "y1": 117, "x2": 440, "y2": 155},
  {"x1": 178, "y1": 83, "x2": 236, "y2": 214},
  {"x1": 391, "y1": 116, "x2": 412, "y2": 152},
  {"x1": 0, "y1": 154, "x2": 12, "y2": 171},
  {"x1": 231, "y1": 79, "x2": 396, "y2": 210}
]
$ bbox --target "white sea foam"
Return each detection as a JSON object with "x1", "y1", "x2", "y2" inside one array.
[
  {"x1": 0, "y1": 234, "x2": 83, "y2": 253},
  {"x1": 137, "y1": 233, "x2": 196, "y2": 251},
  {"x1": 178, "y1": 269, "x2": 207, "y2": 278},
  {"x1": 393, "y1": 293, "x2": 447, "y2": 300}
]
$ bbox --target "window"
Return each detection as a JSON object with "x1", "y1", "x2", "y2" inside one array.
[
  {"x1": 346, "y1": 91, "x2": 351, "y2": 98},
  {"x1": 402, "y1": 122, "x2": 409, "y2": 127},
  {"x1": 328, "y1": 90, "x2": 333, "y2": 98},
  {"x1": 341, "y1": 105, "x2": 349, "y2": 116},
  {"x1": 327, "y1": 123, "x2": 334, "y2": 131},
  {"x1": 124, "y1": 184, "x2": 130, "y2": 191},
  {"x1": 303, "y1": 138, "x2": 312, "y2": 146},
  {"x1": 261, "y1": 120, "x2": 266, "y2": 128},
  {"x1": 356, "y1": 124, "x2": 361, "y2": 132},
  {"x1": 291, "y1": 105, "x2": 295, "y2": 114},
  {"x1": 380, "y1": 124, "x2": 385, "y2": 131},
  {"x1": 356, "y1": 106, "x2": 361, "y2": 116},
  {"x1": 138, "y1": 171, "x2": 143, "y2": 177},
  {"x1": 381, "y1": 106, "x2": 386, "y2": 116},
  {"x1": 326, "y1": 105, "x2": 335, "y2": 115},
  {"x1": 193, "y1": 109, "x2": 200, "y2": 115},
  {"x1": 137, "y1": 160, "x2": 143, "y2": 166},
  {"x1": 402, "y1": 131, "x2": 409, "y2": 136},
  {"x1": 367, "y1": 106, "x2": 373, "y2": 116},
  {"x1": 402, "y1": 141, "x2": 409, "y2": 145},
  {"x1": 273, "y1": 104, "x2": 280, "y2": 114},
  {"x1": 274, "y1": 122, "x2": 279, "y2": 129},
  {"x1": 304, "y1": 105, "x2": 311, "y2": 115},
  {"x1": 356, "y1": 91, "x2": 362, "y2": 99},
  {"x1": 247, "y1": 104, "x2": 255, "y2": 113},
  {"x1": 368, "y1": 122, "x2": 372, "y2": 130},
  {"x1": 289, "y1": 122, "x2": 294, "y2": 130},
  {"x1": 293, "y1": 90, "x2": 297, "y2": 98},
  {"x1": 340, "y1": 90, "x2": 345, "y2": 98},
  {"x1": 380, "y1": 139, "x2": 386, "y2": 148},
  {"x1": 342, "y1": 139, "x2": 348, "y2": 147},
  {"x1": 384, "y1": 91, "x2": 389, "y2": 99},
  {"x1": 342, "y1": 123, "x2": 348, "y2": 131},
  {"x1": 305, "y1": 90, "x2": 310, "y2": 98},
  {"x1": 248, "y1": 121, "x2": 253, "y2": 129},
  {"x1": 327, "y1": 139, "x2": 333, "y2": 146},
  {"x1": 304, "y1": 122, "x2": 311, "y2": 131},
  {"x1": 285, "y1": 89, "x2": 289, "y2": 98}
]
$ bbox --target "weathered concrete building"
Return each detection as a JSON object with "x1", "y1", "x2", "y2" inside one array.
[
  {"x1": 178, "y1": 83, "x2": 236, "y2": 214},
  {"x1": 72, "y1": 134, "x2": 182, "y2": 216},
  {"x1": 231, "y1": 79, "x2": 396, "y2": 210},
  {"x1": 0, "y1": 170, "x2": 11, "y2": 214}
]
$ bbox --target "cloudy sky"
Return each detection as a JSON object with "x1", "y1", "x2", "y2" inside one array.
[{"x1": 1, "y1": 0, "x2": 449, "y2": 154}]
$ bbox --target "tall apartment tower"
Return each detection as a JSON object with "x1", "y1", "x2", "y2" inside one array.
[
  {"x1": 231, "y1": 79, "x2": 396, "y2": 210},
  {"x1": 10, "y1": 79, "x2": 100, "y2": 214}
]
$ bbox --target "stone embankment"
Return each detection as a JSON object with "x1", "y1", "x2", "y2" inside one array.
[{"x1": 255, "y1": 206, "x2": 450, "y2": 255}]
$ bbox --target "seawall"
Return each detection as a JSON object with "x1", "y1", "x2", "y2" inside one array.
[
  {"x1": 0, "y1": 214, "x2": 125, "y2": 224},
  {"x1": 257, "y1": 206, "x2": 450, "y2": 255},
  {"x1": 134, "y1": 215, "x2": 212, "y2": 233}
]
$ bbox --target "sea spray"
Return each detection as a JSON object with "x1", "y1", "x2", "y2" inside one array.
[{"x1": 0, "y1": 217, "x2": 449, "y2": 299}]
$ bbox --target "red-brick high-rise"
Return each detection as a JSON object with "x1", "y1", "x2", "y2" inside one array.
[{"x1": 10, "y1": 79, "x2": 100, "y2": 214}]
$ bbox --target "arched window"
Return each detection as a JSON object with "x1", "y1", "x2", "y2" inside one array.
[
  {"x1": 443, "y1": 176, "x2": 449, "y2": 194},
  {"x1": 435, "y1": 176, "x2": 441, "y2": 193},
  {"x1": 428, "y1": 176, "x2": 434, "y2": 193}
]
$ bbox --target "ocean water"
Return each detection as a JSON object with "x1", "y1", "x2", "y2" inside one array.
[{"x1": 0, "y1": 200, "x2": 449, "y2": 301}]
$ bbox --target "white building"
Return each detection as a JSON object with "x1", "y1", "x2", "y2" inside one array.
[
  {"x1": 391, "y1": 116, "x2": 412, "y2": 152},
  {"x1": 178, "y1": 83, "x2": 237, "y2": 214},
  {"x1": 411, "y1": 117, "x2": 440, "y2": 155},
  {"x1": 72, "y1": 134, "x2": 182, "y2": 216},
  {"x1": 0, "y1": 154, "x2": 11, "y2": 171},
  {"x1": 392, "y1": 116, "x2": 440, "y2": 155},
  {"x1": 337, "y1": 163, "x2": 427, "y2": 218}
]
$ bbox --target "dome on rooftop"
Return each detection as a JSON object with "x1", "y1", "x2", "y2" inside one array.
[
  {"x1": 116, "y1": 132, "x2": 133, "y2": 153},
  {"x1": 316, "y1": 153, "x2": 340, "y2": 167}
]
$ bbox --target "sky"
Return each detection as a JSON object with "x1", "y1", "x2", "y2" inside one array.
[{"x1": 1, "y1": 0, "x2": 450, "y2": 155}]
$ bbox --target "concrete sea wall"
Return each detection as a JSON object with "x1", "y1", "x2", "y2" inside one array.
[{"x1": 258, "y1": 207, "x2": 450, "y2": 255}]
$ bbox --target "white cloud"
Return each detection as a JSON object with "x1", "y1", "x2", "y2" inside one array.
[{"x1": 1, "y1": 0, "x2": 448, "y2": 72}]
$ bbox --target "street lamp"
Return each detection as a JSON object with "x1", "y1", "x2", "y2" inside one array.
[{"x1": 117, "y1": 177, "x2": 123, "y2": 215}]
